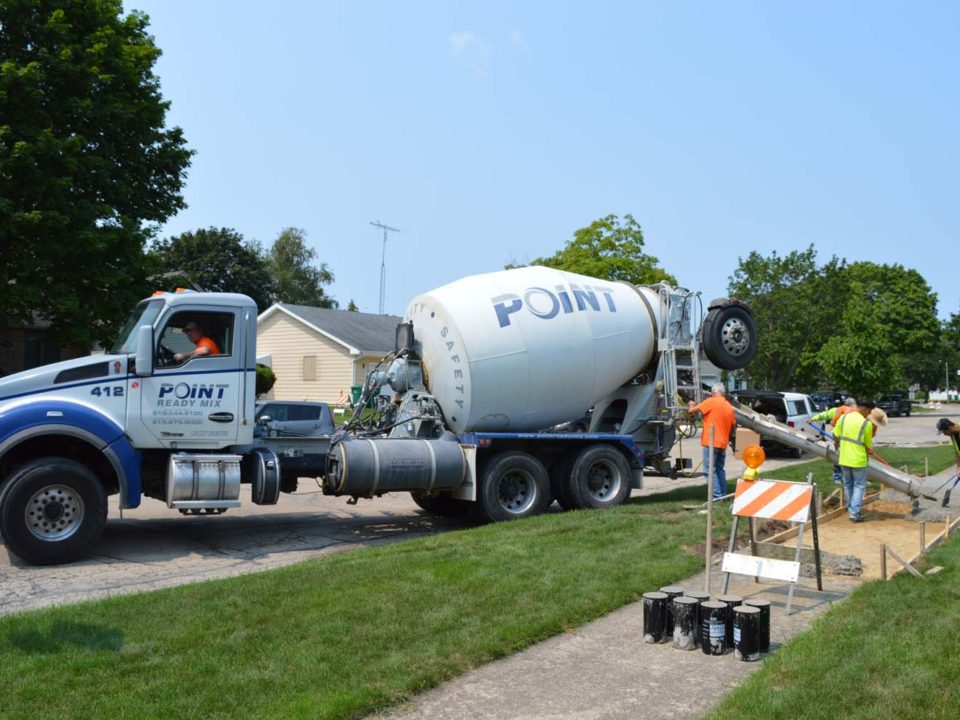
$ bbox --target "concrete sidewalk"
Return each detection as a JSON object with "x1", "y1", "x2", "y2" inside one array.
[{"x1": 382, "y1": 570, "x2": 858, "y2": 720}]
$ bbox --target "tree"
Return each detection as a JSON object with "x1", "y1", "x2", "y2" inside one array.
[
  {"x1": 0, "y1": 0, "x2": 192, "y2": 347},
  {"x1": 843, "y1": 262, "x2": 940, "y2": 388},
  {"x1": 347, "y1": 299, "x2": 359, "y2": 312},
  {"x1": 151, "y1": 228, "x2": 274, "y2": 311},
  {"x1": 817, "y1": 294, "x2": 901, "y2": 398},
  {"x1": 266, "y1": 227, "x2": 337, "y2": 308},
  {"x1": 509, "y1": 214, "x2": 677, "y2": 285},
  {"x1": 727, "y1": 246, "x2": 846, "y2": 390}
]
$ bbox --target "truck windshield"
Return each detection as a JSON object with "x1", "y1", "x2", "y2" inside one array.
[{"x1": 111, "y1": 300, "x2": 164, "y2": 354}]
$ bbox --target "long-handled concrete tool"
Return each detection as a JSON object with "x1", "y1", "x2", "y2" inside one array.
[{"x1": 941, "y1": 475, "x2": 960, "y2": 507}]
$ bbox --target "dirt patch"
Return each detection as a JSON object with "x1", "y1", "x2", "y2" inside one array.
[{"x1": 800, "y1": 498, "x2": 943, "y2": 579}]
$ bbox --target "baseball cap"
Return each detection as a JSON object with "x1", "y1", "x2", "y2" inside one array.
[
  {"x1": 184, "y1": 321, "x2": 199, "y2": 331},
  {"x1": 936, "y1": 418, "x2": 953, "y2": 434}
]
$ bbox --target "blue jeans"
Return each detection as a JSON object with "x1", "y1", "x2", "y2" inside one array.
[
  {"x1": 841, "y1": 465, "x2": 867, "y2": 519},
  {"x1": 703, "y1": 447, "x2": 727, "y2": 499}
]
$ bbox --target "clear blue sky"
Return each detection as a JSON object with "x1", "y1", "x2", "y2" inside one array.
[{"x1": 130, "y1": 1, "x2": 959, "y2": 320}]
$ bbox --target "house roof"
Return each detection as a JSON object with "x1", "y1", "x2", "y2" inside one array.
[{"x1": 258, "y1": 303, "x2": 402, "y2": 356}]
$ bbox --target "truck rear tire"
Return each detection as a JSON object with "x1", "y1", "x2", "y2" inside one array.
[
  {"x1": 566, "y1": 445, "x2": 631, "y2": 509},
  {"x1": 410, "y1": 491, "x2": 470, "y2": 518},
  {"x1": 0, "y1": 458, "x2": 108, "y2": 566},
  {"x1": 474, "y1": 451, "x2": 551, "y2": 522}
]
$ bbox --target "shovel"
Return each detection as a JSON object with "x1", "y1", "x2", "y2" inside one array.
[
  {"x1": 942, "y1": 475, "x2": 960, "y2": 508},
  {"x1": 920, "y1": 473, "x2": 957, "y2": 503}
]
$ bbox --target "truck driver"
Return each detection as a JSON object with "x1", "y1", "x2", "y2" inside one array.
[{"x1": 174, "y1": 321, "x2": 220, "y2": 362}]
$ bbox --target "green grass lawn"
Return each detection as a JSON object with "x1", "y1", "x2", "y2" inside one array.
[{"x1": 0, "y1": 444, "x2": 954, "y2": 719}]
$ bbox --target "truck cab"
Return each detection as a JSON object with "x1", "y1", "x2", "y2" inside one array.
[{"x1": 0, "y1": 290, "x2": 260, "y2": 565}]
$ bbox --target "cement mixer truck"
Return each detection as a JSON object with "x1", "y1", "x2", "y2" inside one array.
[{"x1": 0, "y1": 267, "x2": 757, "y2": 565}]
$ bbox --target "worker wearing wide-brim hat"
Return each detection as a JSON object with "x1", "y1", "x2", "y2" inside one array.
[{"x1": 937, "y1": 418, "x2": 960, "y2": 473}]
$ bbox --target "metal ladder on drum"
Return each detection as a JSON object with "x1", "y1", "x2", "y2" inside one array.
[{"x1": 657, "y1": 286, "x2": 704, "y2": 412}]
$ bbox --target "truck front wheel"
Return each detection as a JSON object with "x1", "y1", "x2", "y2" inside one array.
[
  {"x1": 475, "y1": 452, "x2": 551, "y2": 522},
  {"x1": 0, "y1": 458, "x2": 107, "y2": 566}
]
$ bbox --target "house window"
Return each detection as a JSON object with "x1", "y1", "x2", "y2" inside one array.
[{"x1": 303, "y1": 355, "x2": 317, "y2": 381}]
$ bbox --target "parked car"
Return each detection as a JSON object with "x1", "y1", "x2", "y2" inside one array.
[
  {"x1": 254, "y1": 400, "x2": 335, "y2": 438},
  {"x1": 809, "y1": 390, "x2": 847, "y2": 412},
  {"x1": 730, "y1": 390, "x2": 817, "y2": 457},
  {"x1": 876, "y1": 393, "x2": 911, "y2": 417}
]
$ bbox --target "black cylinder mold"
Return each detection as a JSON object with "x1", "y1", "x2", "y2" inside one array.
[
  {"x1": 700, "y1": 601, "x2": 729, "y2": 655},
  {"x1": 244, "y1": 448, "x2": 281, "y2": 505},
  {"x1": 733, "y1": 605, "x2": 761, "y2": 661},
  {"x1": 717, "y1": 594, "x2": 743, "y2": 647},
  {"x1": 642, "y1": 592, "x2": 668, "y2": 644},
  {"x1": 744, "y1": 598, "x2": 771, "y2": 653},
  {"x1": 672, "y1": 596, "x2": 699, "y2": 650},
  {"x1": 684, "y1": 590, "x2": 710, "y2": 636},
  {"x1": 325, "y1": 438, "x2": 466, "y2": 497},
  {"x1": 660, "y1": 585, "x2": 685, "y2": 639}
]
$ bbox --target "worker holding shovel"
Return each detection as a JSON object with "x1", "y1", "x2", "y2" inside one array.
[{"x1": 936, "y1": 418, "x2": 960, "y2": 506}]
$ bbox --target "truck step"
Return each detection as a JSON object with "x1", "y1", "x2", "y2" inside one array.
[{"x1": 170, "y1": 500, "x2": 242, "y2": 510}]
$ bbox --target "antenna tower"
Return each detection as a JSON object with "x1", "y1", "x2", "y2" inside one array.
[{"x1": 370, "y1": 220, "x2": 399, "y2": 314}]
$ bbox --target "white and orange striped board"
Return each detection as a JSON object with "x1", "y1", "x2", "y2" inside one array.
[{"x1": 732, "y1": 479, "x2": 813, "y2": 523}]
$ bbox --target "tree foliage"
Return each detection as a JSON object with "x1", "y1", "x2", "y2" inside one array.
[
  {"x1": 510, "y1": 214, "x2": 677, "y2": 285},
  {"x1": 728, "y1": 246, "x2": 846, "y2": 390},
  {"x1": 0, "y1": 0, "x2": 192, "y2": 347},
  {"x1": 151, "y1": 228, "x2": 274, "y2": 311},
  {"x1": 728, "y1": 248, "x2": 942, "y2": 395},
  {"x1": 266, "y1": 227, "x2": 337, "y2": 308}
]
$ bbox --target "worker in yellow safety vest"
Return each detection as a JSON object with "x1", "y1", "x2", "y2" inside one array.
[
  {"x1": 833, "y1": 398, "x2": 875, "y2": 523},
  {"x1": 810, "y1": 397, "x2": 856, "y2": 483}
]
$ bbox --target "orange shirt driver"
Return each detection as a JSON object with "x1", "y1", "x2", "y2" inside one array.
[{"x1": 174, "y1": 322, "x2": 220, "y2": 362}]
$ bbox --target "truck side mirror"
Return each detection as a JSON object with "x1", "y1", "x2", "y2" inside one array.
[{"x1": 135, "y1": 325, "x2": 154, "y2": 377}]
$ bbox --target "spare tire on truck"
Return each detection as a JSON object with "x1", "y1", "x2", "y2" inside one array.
[{"x1": 701, "y1": 300, "x2": 757, "y2": 370}]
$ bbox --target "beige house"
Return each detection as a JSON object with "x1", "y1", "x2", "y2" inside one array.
[{"x1": 256, "y1": 304, "x2": 402, "y2": 403}]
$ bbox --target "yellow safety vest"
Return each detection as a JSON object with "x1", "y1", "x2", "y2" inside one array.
[{"x1": 835, "y1": 412, "x2": 873, "y2": 468}]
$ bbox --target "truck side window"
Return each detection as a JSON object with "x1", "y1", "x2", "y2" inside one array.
[{"x1": 156, "y1": 311, "x2": 235, "y2": 366}]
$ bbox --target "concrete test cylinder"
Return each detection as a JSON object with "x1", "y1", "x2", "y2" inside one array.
[
  {"x1": 744, "y1": 599, "x2": 771, "y2": 653},
  {"x1": 660, "y1": 585, "x2": 685, "y2": 639},
  {"x1": 684, "y1": 590, "x2": 710, "y2": 634},
  {"x1": 642, "y1": 592, "x2": 668, "y2": 644},
  {"x1": 700, "y1": 601, "x2": 729, "y2": 655},
  {"x1": 733, "y1": 605, "x2": 761, "y2": 661},
  {"x1": 717, "y1": 594, "x2": 743, "y2": 647},
  {"x1": 672, "y1": 596, "x2": 700, "y2": 650}
]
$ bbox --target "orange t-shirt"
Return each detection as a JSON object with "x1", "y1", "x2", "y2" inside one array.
[
  {"x1": 694, "y1": 395, "x2": 736, "y2": 449},
  {"x1": 830, "y1": 405, "x2": 852, "y2": 425},
  {"x1": 196, "y1": 336, "x2": 220, "y2": 356}
]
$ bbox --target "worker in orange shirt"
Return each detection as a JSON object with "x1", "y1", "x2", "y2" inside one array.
[{"x1": 688, "y1": 384, "x2": 737, "y2": 500}]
